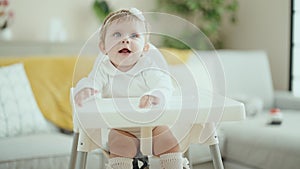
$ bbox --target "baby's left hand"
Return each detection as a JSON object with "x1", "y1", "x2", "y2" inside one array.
[{"x1": 139, "y1": 95, "x2": 159, "y2": 108}]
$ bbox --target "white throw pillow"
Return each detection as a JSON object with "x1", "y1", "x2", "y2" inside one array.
[{"x1": 0, "y1": 63, "x2": 55, "y2": 138}]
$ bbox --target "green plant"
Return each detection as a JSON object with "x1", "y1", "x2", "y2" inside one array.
[
  {"x1": 157, "y1": 0, "x2": 238, "y2": 49},
  {"x1": 93, "y1": 0, "x2": 110, "y2": 22}
]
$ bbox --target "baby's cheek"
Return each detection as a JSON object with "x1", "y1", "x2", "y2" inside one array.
[
  {"x1": 105, "y1": 39, "x2": 119, "y2": 51},
  {"x1": 132, "y1": 41, "x2": 145, "y2": 52},
  {"x1": 136, "y1": 38, "x2": 145, "y2": 46}
]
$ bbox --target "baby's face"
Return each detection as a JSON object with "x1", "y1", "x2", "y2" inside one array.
[{"x1": 102, "y1": 19, "x2": 148, "y2": 69}]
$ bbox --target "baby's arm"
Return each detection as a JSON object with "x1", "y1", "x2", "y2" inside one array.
[
  {"x1": 75, "y1": 88, "x2": 98, "y2": 106},
  {"x1": 73, "y1": 56, "x2": 106, "y2": 106},
  {"x1": 139, "y1": 69, "x2": 174, "y2": 108}
]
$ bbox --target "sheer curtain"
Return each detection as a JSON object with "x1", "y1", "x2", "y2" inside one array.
[{"x1": 292, "y1": 0, "x2": 300, "y2": 96}]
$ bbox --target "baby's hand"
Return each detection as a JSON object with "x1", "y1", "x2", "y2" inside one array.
[
  {"x1": 139, "y1": 95, "x2": 160, "y2": 108},
  {"x1": 75, "y1": 88, "x2": 98, "y2": 106}
]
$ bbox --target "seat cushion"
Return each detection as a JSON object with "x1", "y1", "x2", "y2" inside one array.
[
  {"x1": 221, "y1": 111, "x2": 300, "y2": 169},
  {"x1": 0, "y1": 133, "x2": 73, "y2": 162},
  {"x1": 0, "y1": 133, "x2": 102, "y2": 169}
]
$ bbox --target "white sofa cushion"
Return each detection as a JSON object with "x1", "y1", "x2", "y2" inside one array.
[
  {"x1": 217, "y1": 50, "x2": 275, "y2": 109},
  {"x1": 0, "y1": 134, "x2": 72, "y2": 162},
  {"x1": 0, "y1": 63, "x2": 54, "y2": 138},
  {"x1": 185, "y1": 50, "x2": 274, "y2": 108},
  {"x1": 221, "y1": 111, "x2": 300, "y2": 169},
  {"x1": 0, "y1": 133, "x2": 102, "y2": 169},
  {"x1": 275, "y1": 91, "x2": 300, "y2": 110},
  {"x1": 187, "y1": 50, "x2": 275, "y2": 109}
]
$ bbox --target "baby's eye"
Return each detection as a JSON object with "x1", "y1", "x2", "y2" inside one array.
[
  {"x1": 113, "y1": 32, "x2": 121, "y2": 37},
  {"x1": 130, "y1": 33, "x2": 139, "y2": 38}
]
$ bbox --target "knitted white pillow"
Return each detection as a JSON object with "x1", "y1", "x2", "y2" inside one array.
[{"x1": 0, "y1": 63, "x2": 55, "y2": 138}]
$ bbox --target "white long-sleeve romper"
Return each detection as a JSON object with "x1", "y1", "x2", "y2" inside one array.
[{"x1": 74, "y1": 54, "x2": 173, "y2": 137}]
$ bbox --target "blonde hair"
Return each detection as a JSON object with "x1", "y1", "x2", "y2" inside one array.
[{"x1": 99, "y1": 9, "x2": 149, "y2": 44}]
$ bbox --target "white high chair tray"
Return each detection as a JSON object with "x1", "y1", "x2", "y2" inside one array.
[{"x1": 75, "y1": 93, "x2": 245, "y2": 129}]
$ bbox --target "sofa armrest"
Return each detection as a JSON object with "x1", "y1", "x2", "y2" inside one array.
[{"x1": 274, "y1": 91, "x2": 300, "y2": 110}]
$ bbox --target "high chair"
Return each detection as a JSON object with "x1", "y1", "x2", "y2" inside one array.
[{"x1": 68, "y1": 89, "x2": 245, "y2": 169}]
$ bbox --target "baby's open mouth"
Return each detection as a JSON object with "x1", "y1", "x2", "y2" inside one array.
[{"x1": 118, "y1": 48, "x2": 131, "y2": 54}]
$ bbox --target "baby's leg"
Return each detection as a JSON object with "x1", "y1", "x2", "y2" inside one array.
[
  {"x1": 152, "y1": 126, "x2": 180, "y2": 156},
  {"x1": 108, "y1": 129, "x2": 139, "y2": 158},
  {"x1": 106, "y1": 129, "x2": 139, "y2": 169},
  {"x1": 152, "y1": 126, "x2": 190, "y2": 169}
]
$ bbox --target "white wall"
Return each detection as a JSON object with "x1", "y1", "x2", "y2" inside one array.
[
  {"x1": 7, "y1": 0, "x2": 156, "y2": 42},
  {"x1": 9, "y1": 0, "x2": 98, "y2": 41},
  {"x1": 4, "y1": 0, "x2": 291, "y2": 90},
  {"x1": 222, "y1": 0, "x2": 291, "y2": 90},
  {"x1": 107, "y1": 0, "x2": 155, "y2": 11}
]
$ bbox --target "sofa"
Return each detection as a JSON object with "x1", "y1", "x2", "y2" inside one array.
[
  {"x1": 0, "y1": 49, "x2": 299, "y2": 169},
  {"x1": 216, "y1": 51, "x2": 300, "y2": 169},
  {"x1": 192, "y1": 50, "x2": 300, "y2": 169}
]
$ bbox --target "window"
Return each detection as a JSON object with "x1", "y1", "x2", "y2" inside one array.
[{"x1": 291, "y1": 0, "x2": 300, "y2": 96}]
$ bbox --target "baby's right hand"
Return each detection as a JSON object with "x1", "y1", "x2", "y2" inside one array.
[{"x1": 75, "y1": 88, "x2": 98, "y2": 106}]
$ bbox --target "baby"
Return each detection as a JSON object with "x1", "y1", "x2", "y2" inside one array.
[{"x1": 74, "y1": 8, "x2": 190, "y2": 169}]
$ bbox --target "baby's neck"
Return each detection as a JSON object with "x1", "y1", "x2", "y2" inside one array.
[{"x1": 111, "y1": 61, "x2": 137, "y2": 72}]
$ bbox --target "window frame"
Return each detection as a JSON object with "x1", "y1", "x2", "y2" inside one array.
[{"x1": 290, "y1": 0, "x2": 297, "y2": 93}]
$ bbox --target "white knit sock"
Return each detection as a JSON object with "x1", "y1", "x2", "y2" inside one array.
[
  {"x1": 106, "y1": 157, "x2": 133, "y2": 169},
  {"x1": 160, "y1": 152, "x2": 190, "y2": 169}
]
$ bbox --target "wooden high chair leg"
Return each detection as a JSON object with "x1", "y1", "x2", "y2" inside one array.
[{"x1": 69, "y1": 132, "x2": 79, "y2": 169}]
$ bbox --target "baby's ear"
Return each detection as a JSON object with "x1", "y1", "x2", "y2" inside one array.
[
  {"x1": 99, "y1": 41, "x2": 106, "y2": 54},
  {"x1": 143, "y1": 43, "x2": 150, "y2": 52}
]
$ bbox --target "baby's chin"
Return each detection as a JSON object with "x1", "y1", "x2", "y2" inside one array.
[{"x1": 118, "y1": 61, "x2": 138, "y2": 67}]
